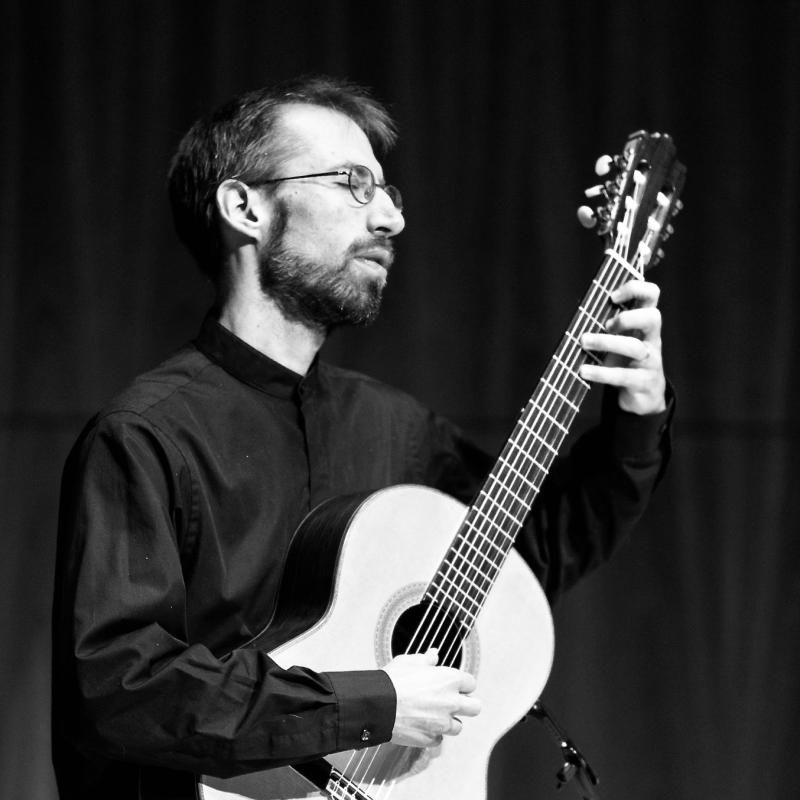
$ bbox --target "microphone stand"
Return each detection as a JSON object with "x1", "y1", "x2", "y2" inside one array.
[{"x1": 525, "y1": 701, "x2": 601, "y2": 799}]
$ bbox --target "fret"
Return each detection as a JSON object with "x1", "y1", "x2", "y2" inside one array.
[
  {"x1": 476, "y1": 488, "x2": 527, "y2": 529},
  {"x1": 518, "y1": 403, "x2": 571, "y2": 438},
  {"x1": 563, "y1": 330, "x2": 586, "y2": 355},
  {"x1": 522, "y1": 401, "x2": 571, "y2": 436},
  {"x1": 549, "y1": 354, "x2": 591, "y2": 390},
  {"x1": 498, "y1": 450, "x2": 548, "y2": 481},
  {"x1": 477, "y1": 485, "x2": 535, "y2": 532},
  {"x1": 562, "y1": 330, "x2": 602, "y2": 367},
  {"x1": 487, "y1": 467, "x2": 535, "y2": 512},
  {"x1": 440, "y1": 540, "x2": 500, "y2": 587},
  {"x1": 540, "y1": 375, "x2": 589, "y2": 411},
  {"x1": 436, "y1": 564, "x2": 492, "y2": 604},
  {"x1": 577, "y1": 304, "x2": 605, "y2": 330},
  {"x1": 453, "y1": 525, "x2": 507, "y2": 561},
  {"x1": 513, "y1": 414, "x2": 559, "y2": 455},
  {"x1": 591, "y1": 277, "x2": 614, "y2": 300},
  {"x1": 431, "y1": 574, "x2": 469, "y2": 611},
  {"x1": 539, "y1": 377, "x2": 580, "y2": 414},
  {"x1": 604, "y1": 248, "x2": 640, "y2": 280},
  {"x1": 427, "y1": 579, "x2": 479, "y2": 624},
  {"x1": 432, "y1": 570, "x2": 476, "y2": 607},
  {"x1": 534, "y1": 402, "x2": 574, "y2": 434},
  {"x1": 469, "y1": 503, "x2": 523, "y2": 543},
  {"x1": 443, "y1": 563, "x2": 495, "y2": 600}
]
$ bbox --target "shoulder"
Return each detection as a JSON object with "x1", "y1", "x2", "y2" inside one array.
[
  {"x1": 316, "y1": 361, "x2": 430, "y2": 418},
  {"x1": 102, "y1": 345, "x2": 214, "y2": 418},
  {"x1": 74, "y1": 344, "x2": 220, "y2": 457}
]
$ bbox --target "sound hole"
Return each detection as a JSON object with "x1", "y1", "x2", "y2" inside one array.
[{"x1": 390, "y1": 600, "x2": 466, "y2": 668}]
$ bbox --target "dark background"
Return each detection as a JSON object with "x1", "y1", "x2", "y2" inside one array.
[{"x1": 2, "y1": 1, "x2": 799, "y2": 798}]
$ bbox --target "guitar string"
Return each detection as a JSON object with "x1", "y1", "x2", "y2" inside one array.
[
  {"x1": 409, "y1": 170, "x2": 649, "y2": 652},
  {"x1": 430, "y1": 241, "x2": 639, "y2": 621},
  {"x1": 326, "y1": 172, "x2": 652, "y2": 800},
  {"x1": 344, "y1": 259, "x2": 640, "y2": 800},
  {"x1": 418, "y1": 174, "x2": 651, "y2": 666},
  {"x1": 350, "y1": 234, "x2": 648, "y2": 794},
  {"x1": 344, "y1": 257, "x2": 638, "y2": 800},
  {"x1": 400, "y1": 180, "x2": 649, "y2": 688},
  {"x1": 366, "y1": 194, "x2": 648, "y2": 744}
]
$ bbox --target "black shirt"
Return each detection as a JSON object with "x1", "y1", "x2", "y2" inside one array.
[{"x1": 52, "y1": 315, "x2": 672, "y2": 798}]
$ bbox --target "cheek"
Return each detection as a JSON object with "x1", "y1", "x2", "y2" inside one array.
[{"x1": 281, "y1": 196, "x2": 356, "y2": 259}]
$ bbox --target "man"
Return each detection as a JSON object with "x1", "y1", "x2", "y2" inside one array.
[{"x1": 52, "y1": 76, "x2": 672, "y2": 799}]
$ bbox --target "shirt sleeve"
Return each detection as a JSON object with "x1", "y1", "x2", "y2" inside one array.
[
  {"x1": 52, "y1": 411, "x2": 396, "y2": 779},
  {"x1": 419, "y1": 386, "x2": 675, "y2": 602}
]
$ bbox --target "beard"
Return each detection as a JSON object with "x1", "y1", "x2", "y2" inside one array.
[{"x1": 257, "y1": 203, "x2": 394, "y2": 332}]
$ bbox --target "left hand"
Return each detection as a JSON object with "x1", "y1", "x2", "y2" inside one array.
[{"x1": 579, "y1": 280, "x2": 667, "y2": 415}]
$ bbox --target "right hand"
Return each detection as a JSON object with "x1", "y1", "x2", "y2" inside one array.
[{"x1": 381, "y1": 648, "x2": 481, "y2": 748}]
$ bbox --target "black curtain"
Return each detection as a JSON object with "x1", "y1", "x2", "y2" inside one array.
[{"x1": 2, "y1": 2, "x2": 799, "y2": 798}]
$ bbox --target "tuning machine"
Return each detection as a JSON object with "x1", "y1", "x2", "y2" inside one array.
[
  {"x1": 576, "y1": 205, "x2": 597, "y2": 229},
  {"x1": 594, "y1": 154, "x2": 614, "y2": 176},
  {"x1": 577, "y1": 152, "x2": 624, "y2": 231},
  {"x1": 576, "y1": 203, "x2": 612, "y2": 230}
]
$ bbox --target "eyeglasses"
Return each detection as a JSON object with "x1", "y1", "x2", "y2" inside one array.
[{"x1": 255, "y1": 164, "x2": 403, "y2": 211}]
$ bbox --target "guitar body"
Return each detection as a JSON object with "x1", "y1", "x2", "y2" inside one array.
[{"x1": 198, "y1": 485, "x2": 555, "y2": 800}]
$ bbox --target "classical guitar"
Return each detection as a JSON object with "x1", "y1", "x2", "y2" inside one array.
[{"x1": 197, "y1": 130, "x2": 686, "y2": 800}]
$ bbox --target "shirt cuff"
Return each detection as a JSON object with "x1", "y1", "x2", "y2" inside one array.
[
  {"x1": 325, "y1": 669, "x2": 397, "y2": 751},
  {"x1": 604, "y1": 383, "x2": 675, "y2": 459}
]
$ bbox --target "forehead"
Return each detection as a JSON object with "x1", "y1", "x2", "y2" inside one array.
[{"x1": 275, "y1": 104, "x2": 380, "y2": 174}]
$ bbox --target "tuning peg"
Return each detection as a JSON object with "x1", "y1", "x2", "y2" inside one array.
[
  {"x1": 671, "y1": 199, "x2": 684, "y2": 216},
  {"x1": 577, "y1": 205, "x2": 598, "y2": 229},
  {"x1": 594, "y1": 155, "x2": 614, "y2": 176},
  {"x1": 584, "y1": 184, "x2": 606, "y2": 199}
]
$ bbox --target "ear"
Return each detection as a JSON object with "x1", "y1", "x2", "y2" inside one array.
[{"x1": 216, "y1": 179, "x2": 271, "y2": 244}]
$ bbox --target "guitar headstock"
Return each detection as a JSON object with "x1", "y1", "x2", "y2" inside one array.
[{"x1": 578, "y1": 131, "x2": 686, "y2": 274}]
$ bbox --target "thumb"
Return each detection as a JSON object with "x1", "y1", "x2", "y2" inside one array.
[{"x1": 400, "y1": 647, "x2": 439, "y2": 666}]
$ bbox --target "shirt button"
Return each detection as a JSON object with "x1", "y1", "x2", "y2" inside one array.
[{"x1": 360, "y1": 729, "x2": 371, "y2": 742}]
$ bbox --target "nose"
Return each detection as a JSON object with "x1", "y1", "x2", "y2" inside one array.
[{"x1": 367, "y1": 188, "x2": 405, "y2": 237}]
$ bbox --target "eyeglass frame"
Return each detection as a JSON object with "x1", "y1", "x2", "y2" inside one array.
[{"x1": 247, "y1": 164, "x2": 403, "y2": 211}]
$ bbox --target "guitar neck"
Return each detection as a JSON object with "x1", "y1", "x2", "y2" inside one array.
[{"x1": 426, "y1": 248, "x2": 640, "y2": 627}]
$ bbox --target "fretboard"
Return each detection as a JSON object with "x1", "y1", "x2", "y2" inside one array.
[{"x1": 425, "y1": 249, "x2": 641, "y2": 629}]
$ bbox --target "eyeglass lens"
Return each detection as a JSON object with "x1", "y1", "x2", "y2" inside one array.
[{"x1": 349, "y1": 165, "x2": 402, "y2": 211}]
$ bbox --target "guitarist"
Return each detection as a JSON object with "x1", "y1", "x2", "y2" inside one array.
[{"x1": 52, "y1": 76, "x2": 673, "y2": 799}]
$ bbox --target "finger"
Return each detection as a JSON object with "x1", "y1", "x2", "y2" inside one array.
[
  {"x1": 408, "y1": 647, "x2": 438, "y2": 666},
  {"x1": 456, "y1": 695, "x2": 482, "y2": 717},
  {"x1": 605, "y1": 306, "x2": 662, "y2": 338},
  {"x1": 610, "y1": 280, "x2": 660, "y2": 308},
  {"x1": 582, "y1": 332, "x2": 654, "y2": 362},
  {"x1": 579, "y1": 363, "x2": 656, "y2": 389},
  {"x1": 444, "y1": 716, "x2": 463, "y2": 736},
  {"x1": 456, "y1": 670, "x2": 477, "y2": 694}
]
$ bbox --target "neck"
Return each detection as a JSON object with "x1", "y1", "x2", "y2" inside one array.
[{"x1": 217, "y1": 279, "x2": 326, "y2": 377}]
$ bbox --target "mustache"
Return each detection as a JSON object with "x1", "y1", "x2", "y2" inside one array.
[{"x1": 346, "y1": 236, "x2": 396, "y2": 269}]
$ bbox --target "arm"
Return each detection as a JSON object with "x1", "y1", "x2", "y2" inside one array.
[
  {"x1": 53, "y1": 411, "x2": 479, "y2": 780},
  {"x1": 518, "y1": 278, "x2": 673, "y2": 599},
  {"x1": 52, "y1": 413, "x2": 396, "y2": 778},
  {"x1": 421, "y1": 279, "x2": 672, "y2": 602}
]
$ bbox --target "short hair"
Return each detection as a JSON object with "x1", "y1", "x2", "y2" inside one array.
[{"x1": 167, "y1": 76, "x2": 398, "y2": 282}]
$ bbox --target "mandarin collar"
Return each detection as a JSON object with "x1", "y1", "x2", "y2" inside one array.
[{"x1": 193, "y1": 313, "x2": 320, "y2": 400}]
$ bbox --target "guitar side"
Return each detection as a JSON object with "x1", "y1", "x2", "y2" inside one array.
[{"x1": 198, "y1": 484, "x2": 554, "y2": 800}]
